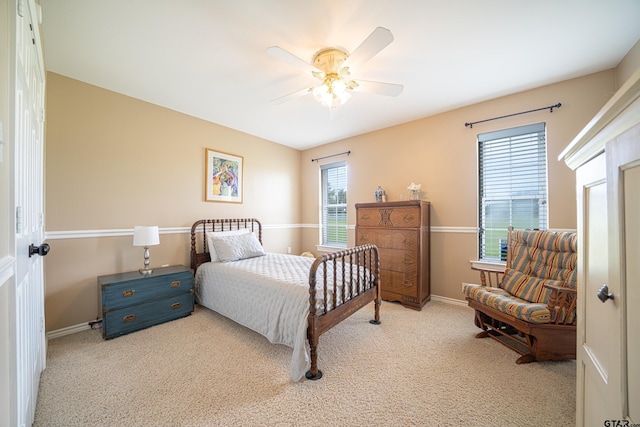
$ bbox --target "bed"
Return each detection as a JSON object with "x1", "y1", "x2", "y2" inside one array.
[{"x1": 190, "y1": 218, "x2": 381, "y2": 381}]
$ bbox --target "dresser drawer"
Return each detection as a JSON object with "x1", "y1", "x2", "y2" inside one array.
[
  {"x1": 376, "y1": 247, "x2": 418, "y2": 273},
  {"x1": 103, "y1": 292, "x2": 194, "y2": 339},
  {"x1": 357, "y1": 206, "x2": 421, "y2": 228},
  {"x1": 102, "y1": 270, "x2": 194, "y2": 311},
  {"x1": 380, "y1": 269, "x2": 417, "y2": 297},
  {"x1": 356, "y1": 228, "x2": 418, "y2": 250}
]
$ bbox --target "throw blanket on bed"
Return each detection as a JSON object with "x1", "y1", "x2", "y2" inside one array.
[
  {"x1": 195, "y1": 252, "x2": 372, "y2": 381},
  {"x1": 195, "y1": 253, "x2": 319, "y2": 381}
]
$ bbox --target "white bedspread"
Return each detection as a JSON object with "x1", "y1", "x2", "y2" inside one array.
[{"x1": 195, "y1": 253, "x2": 316, "y2": 381}]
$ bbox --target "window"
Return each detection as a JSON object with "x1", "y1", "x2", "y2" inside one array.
[
  {"x1": 478, "y1": 123, "x2": 548, "y2": 261},
  {"x1": 321, "y1": 161, "x2": 347, "y2": 247}
]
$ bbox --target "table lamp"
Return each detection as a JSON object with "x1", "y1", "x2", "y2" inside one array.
[{"x1": 133, "y1": 226, "x2": 160, "y2": 276}]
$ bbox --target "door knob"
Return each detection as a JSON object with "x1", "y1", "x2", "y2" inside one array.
[
  {"x1": 597, "y1": 284, "x2": 614, "y2": 302},
  {"x1": 29, "y1": 243, "x2": 50, "y2": 258}
]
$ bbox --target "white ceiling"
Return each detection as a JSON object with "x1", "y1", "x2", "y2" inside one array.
[{"x1": 40, "y1": 0, "x2": 640, "y2": 150}]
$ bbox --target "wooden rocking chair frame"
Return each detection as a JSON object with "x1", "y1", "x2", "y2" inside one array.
[{"x1": 467, "y1": 227, "x2": 577, "y2": 364}]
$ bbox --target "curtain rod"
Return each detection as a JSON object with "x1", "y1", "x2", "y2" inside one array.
[
  {"x1": 311, "y1": 150, "x2": 351, "y2": 163},
  {"x1": 464, "y1": 103, "x2": 561, "y2": 128}
]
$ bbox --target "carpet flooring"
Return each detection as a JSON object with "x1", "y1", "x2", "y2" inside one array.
[{"x1": 34, "y1": 300, "x2": 576, "y2": 426}]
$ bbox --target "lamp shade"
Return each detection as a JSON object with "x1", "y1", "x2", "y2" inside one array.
[{"x1": 133, "y1": 226, "x2": 160, "y2": 247}]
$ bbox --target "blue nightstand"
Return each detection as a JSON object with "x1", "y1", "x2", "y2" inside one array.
[{"x1": 99, "y1": 265, "x2": 194, "y2": 339}]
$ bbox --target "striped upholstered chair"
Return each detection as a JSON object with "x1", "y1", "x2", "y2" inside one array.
[{"x1": 462, "y1": 227, "x2": 577, "y2": 364}]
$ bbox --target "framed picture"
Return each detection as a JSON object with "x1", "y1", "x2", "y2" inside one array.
[{"x1": 205, "y1": 148, "x2": 243, "y2": 203}]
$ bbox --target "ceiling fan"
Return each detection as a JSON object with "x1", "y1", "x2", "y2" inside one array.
[{"x1": 267, "y1": 27, "x2": 403, "y2": 109}]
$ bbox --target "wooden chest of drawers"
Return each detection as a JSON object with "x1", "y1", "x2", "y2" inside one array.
[
  {"x1": 355, "y1": 200, "x2": 430, "y2": 310},
  {"x1": 99, "y1": 265, "x2": 194, "y2": 339}
]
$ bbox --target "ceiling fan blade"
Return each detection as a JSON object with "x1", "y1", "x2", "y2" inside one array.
[
  {"x1": 266, "y1": 46, "x2": 318, "y2": 73},
  {"x1": 354, "y1": 80, "x2": 403, "y2": 97},
  {"x1": 269, "y1": 86, "x2": 312, "y2": 105},
  {"x1": 343, "y1": 27, "x2": 394, "y2": 69}
]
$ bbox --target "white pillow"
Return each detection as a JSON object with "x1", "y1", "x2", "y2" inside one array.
[
  {"x1": 206, "y1": 228, "x2": 250, "y2": 262},
  {"x1": 211, "y1": 232, "x2": 266, "y2": 262}
]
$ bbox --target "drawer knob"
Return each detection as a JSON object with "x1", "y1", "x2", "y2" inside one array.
[
  {"x1": 171, "y1": 302, "x2": 182, "y2": 310},
  {"x1": 122, "y1": 290, "x2": 135, "y2": 298},
  {"x1": 123, "y1": 314, "x2": 136, "y2": 323},
  {"x1": 170, "y1": 281, "x2": 181, "y2": 288}
]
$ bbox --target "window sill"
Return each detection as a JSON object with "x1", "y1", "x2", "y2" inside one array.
[
  {"x1": 470, "y1": 260, "x2": 506, "y2": 272},
  {"x1": 316, "y1": 244, "x2": 347, "y2": 253}
]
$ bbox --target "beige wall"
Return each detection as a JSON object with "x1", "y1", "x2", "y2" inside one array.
[
  {"x1": 44, "y1": 56, "x2": 638, "y2": 332},
  {"x1": 616, "y1": 39, "x2": 640, "y2": 89},
  {"x1": 44, "y1": 73, "x2": 302, "y2": 331},
  {"x1": 300, "y1": 70, "x2": 617, "y2": 301}
]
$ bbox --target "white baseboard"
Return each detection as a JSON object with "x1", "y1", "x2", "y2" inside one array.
[
  {"x1": 47, "y1": 322, "x2": 92, "y2": 340},
  {"x1": 430, "y1": 294, "x2": 470, "y2": 308}
]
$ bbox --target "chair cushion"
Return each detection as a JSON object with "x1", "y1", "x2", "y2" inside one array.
[
  {"x1": 518, "y1": 230, "x2": 577, "y2": 324},
  {"x1": 499, "y1": 268, "x2": 563, "y2": 303},
  {"x1": 508, "y1": 229, "x2": 577, "y2": 289},
  {"x1": 462, "y1": 283, "x2": 510, "y2": 304},
  {"x1": 494, "y1": 295, "x2": 551, "y2": 324},
  {"x1": 462, "y1": 283, "x2": 551, "y2": 324}
]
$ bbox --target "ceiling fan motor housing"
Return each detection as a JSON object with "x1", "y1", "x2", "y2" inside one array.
[{"x1": 312, "y1": 48, "x2": 349, "y2": 75}]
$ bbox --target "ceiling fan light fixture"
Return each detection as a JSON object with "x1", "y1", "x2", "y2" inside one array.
[
  {"x1": 332, "y1": 79, "x2": 351, "y2": 103},
  {"x1": 312, "y1": 75, "x2": 352, "y2": 109},
  {"x1": 267, "y1": 27, "x2": 402, "y2": 108}
]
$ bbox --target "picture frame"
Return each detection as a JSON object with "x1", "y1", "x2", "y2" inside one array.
[{"x1": 205, "y1": 148, "x2": 243, "y2": 203}]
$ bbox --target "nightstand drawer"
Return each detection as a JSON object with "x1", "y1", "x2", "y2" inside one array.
[
  {"x1": 101, "y1": 270, "x2": 193, "y2": 311},
  {"x1": 103, "y1": 292, "x2": 194, "y2": 339}
]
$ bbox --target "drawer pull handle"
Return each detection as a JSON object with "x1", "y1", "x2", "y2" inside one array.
[
  {"x1": 123, "y1": 314, "x2": 136, "y2": 323},
  {"x1": 403, "y1": 281, "x2": 413, "y2": 287},
  {"x1": 122, "y1": 290, "x2": 135, "y2": 298},
  {"x1": 171, "y1": 302, "x2": 182, "y2": 310},
  {"x1": 361, "y1": 214, "x2": 370, "y2": 220},
  {"x1": 170, "y1": 281, "x2": 181, "y2": 288}
]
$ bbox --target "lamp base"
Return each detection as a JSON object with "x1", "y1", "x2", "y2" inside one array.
[
  {"x1": 139, "y1": 246, "x2": 153, "y2": 276},
  {"x1": 139, "y1": 268, "x2": 153, "y2": 276}
]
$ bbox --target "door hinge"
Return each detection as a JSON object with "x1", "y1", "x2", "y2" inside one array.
[
  {"x1": 16, "y1": 206, "x2": 23, "y2": 234},
  {"x1": 17, "y1": 0, "x2": 24, "y2": 17}
]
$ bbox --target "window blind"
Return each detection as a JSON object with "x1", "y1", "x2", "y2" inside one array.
[
  {"x1": 321, "y1": 162, "x2": 347, "y2": 247},
  {"x1": 478, "y1": 122, "x2": 548, "y2": 260}
]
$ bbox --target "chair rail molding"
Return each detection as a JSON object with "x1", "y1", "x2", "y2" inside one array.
[{"x1": 45, "y1": 224, "x2": 306, "y2": 240}]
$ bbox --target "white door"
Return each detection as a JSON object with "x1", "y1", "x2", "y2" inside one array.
[
  {"x1": 12, "y1": 0, "x2": 47, "y2": 425},
  {"x1": 607, "y1": 125, "x2": 640, "y2": 424},
  {"x1": 575, "y1": 153, "x2": 622, "y2": 426}
]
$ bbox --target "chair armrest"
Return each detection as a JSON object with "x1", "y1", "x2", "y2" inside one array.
[
  {"x1": 542, "y1": 283, "x2": 577, "y2": 294},
  {"x1": 471, "y1": 266, "x2": 505, "y2": 287},
  {"x1": 543, "y1": 283, "x2": 577, "y2": 325}
]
